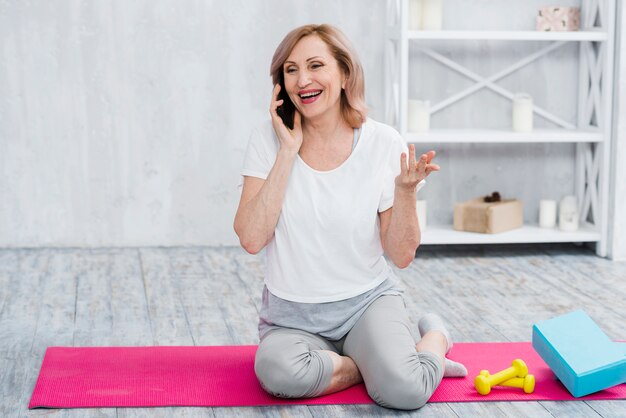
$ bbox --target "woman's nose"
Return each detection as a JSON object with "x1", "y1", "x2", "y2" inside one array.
[{"x1": 297, "y1": 71, "x2": 311, "y2": 88}]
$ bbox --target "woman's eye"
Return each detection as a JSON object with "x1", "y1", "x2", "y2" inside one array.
[
  {"x1": 285, "y1": 67, "x2": 296, "y2": 74},
  {"x1": 311, "y1": 63, "x2": 323, "y2": 69}
]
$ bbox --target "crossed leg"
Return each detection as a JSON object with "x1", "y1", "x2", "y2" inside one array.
[
  {"x1": 343, "y1": 295, "x2": 445, "y2": 410},
  {"x1": 255, "y1": 295, "x2": 455, "y2": 410}
]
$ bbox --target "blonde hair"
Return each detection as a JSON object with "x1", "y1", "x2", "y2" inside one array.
[{"x1": 270, "y1": 24, "x2": 368, "y2": 128}]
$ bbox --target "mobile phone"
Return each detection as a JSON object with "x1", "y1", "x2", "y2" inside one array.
[{"x1": 276, "y1": 73, "x2": 295, "y2": 130}]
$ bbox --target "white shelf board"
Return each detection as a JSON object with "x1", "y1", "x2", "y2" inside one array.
[
  {"x1": 405, "y1": 129, "x2": 603, "y2": 144},
  {"x1": 406, "y1": 30, "x2": 608, "y2": 42},
  {"x1": 421, "y1": 224, "x2": 600, "y2": 245}
]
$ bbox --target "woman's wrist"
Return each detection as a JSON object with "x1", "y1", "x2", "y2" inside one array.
[
  {"x1": 394, "y1": 186, "x2": 418, "y2": 197},
  {"x1": 277, "y1": 146, "x2": 299, "y2": 160}
]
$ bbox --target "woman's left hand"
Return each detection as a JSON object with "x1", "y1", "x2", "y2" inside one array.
[{"x1": 395, "y1": 145, "x2": 440, "y2": 192}]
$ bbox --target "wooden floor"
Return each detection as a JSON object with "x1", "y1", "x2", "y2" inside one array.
[{"x1": 1, "y1": 244, "x2": 625, "y2": 418}]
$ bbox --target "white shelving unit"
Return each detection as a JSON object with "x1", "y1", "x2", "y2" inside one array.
[
  {"x1": 421, "y1": 224, "x2": 601, "y2": 245},
  {"x1": 385, "y1": 0, "x2": 616, "y2": 255},
  {"x1": 400, "y1": 30, "x2": 608, "y2": 42},
  {"x1": 405, "y1": 129, "x2": 604, "y2": 144}
]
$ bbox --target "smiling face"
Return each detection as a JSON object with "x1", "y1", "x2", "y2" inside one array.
[{"x1": 283, "y1": 35, "x2": 346, "y2": 122}]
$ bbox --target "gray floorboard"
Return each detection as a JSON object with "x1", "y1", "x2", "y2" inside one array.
[{"x1": 1, "y1": 244, "x2": 624, "y2": 417}]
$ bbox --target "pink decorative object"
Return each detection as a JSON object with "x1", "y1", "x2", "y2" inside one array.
[{"x1": 536, "y1": 7, "x2": 581, "y2": 31}]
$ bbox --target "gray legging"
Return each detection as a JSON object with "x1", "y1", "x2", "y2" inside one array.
[{"x1": 254, "y1": 295, "x2": 444, "y2": 410}]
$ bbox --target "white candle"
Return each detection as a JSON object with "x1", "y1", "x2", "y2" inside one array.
[
  {"x1": 421, "y1": 0, "x2": 443, "y2": 30},
  {"x1": 539, "y1": 199, "x2": 557, "y2": 228},
  {"x1": 559, "y1": 195, "x2": 579, "y2": 232},
  {"x1": 416, "y1": 200, "x2": 427, "y2": 231},
  {"x1": 408, "y1": 100, "x2": 430, "y2": 132},
  {"x1": 512, "y1": 93, "x2": 533, "y2": 132},
  {"x1": 409, "y1": 0, "x2": 422, "y2": 30}
]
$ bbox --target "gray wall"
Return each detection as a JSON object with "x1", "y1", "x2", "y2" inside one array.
[
  {"x1": 0, "y1": 0, "x2": 386, "y2": 247},
  {"x1": 0, "y1": 0, "x2": 623, "y2": 257}
]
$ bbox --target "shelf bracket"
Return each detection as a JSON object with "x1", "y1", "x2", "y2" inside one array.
[
  {"x1": 419, "y1": 45, "x2": 576, "y2": 129},
  {"x1": 580, "y1": 143, "x2": 601, "y2": 225},
  {"x1": 582, "y1": 41, "x2": 605, "y2": 127}
]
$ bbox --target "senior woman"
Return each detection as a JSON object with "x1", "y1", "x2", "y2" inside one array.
[{"x1": 234, "y1": 24, "x2": 466, "y2": 410}]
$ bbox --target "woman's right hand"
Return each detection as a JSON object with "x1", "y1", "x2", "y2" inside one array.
[{"x1": 270, "y1": 84, "x2": 303, "y2": 154}]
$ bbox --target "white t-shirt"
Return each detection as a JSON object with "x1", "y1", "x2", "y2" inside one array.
[{"x1": 241, "y1": 118, "x2": 410, "y2": 303}]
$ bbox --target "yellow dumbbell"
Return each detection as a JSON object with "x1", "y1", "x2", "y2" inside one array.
[
  {"x1": 474, "y1": 359, "x2": 528, "y2": 395},
  {"x1": 478, "y1": 370, "x2": 535, "y2": 394}
]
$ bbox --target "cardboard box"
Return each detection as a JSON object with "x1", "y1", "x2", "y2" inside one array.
[
  {"x1": 536, "y1": 7, "x2": 580, "y2": 32},
  {"x1": 453, "y1": 198, "x2": 523, "y2": 234}
]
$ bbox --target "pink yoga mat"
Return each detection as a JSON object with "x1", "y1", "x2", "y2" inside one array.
[{"x1": 29, "y1": 342, "x2": 626, "y2": 409}]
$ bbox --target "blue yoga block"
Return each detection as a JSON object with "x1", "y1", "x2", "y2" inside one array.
[{"x1": 532, "y1": 310, "x2": 626, "y2": 397}]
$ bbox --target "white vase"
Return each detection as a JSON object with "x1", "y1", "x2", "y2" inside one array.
[
  {"x1": 513, "y1": 93, "x2": 533, "y2": 132},
  {"x1": 421, "y1": 0, "x2": 443, "y2": 30},
  {"x1": 559, "y1": 195, "x2": 579, "y2": 232},
  {"x1": 539, "y1": 199, "x2": 557, "y2": 228},
  {"x1": 408, "y1": 100, "x2": 430, "y2": 132}
]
